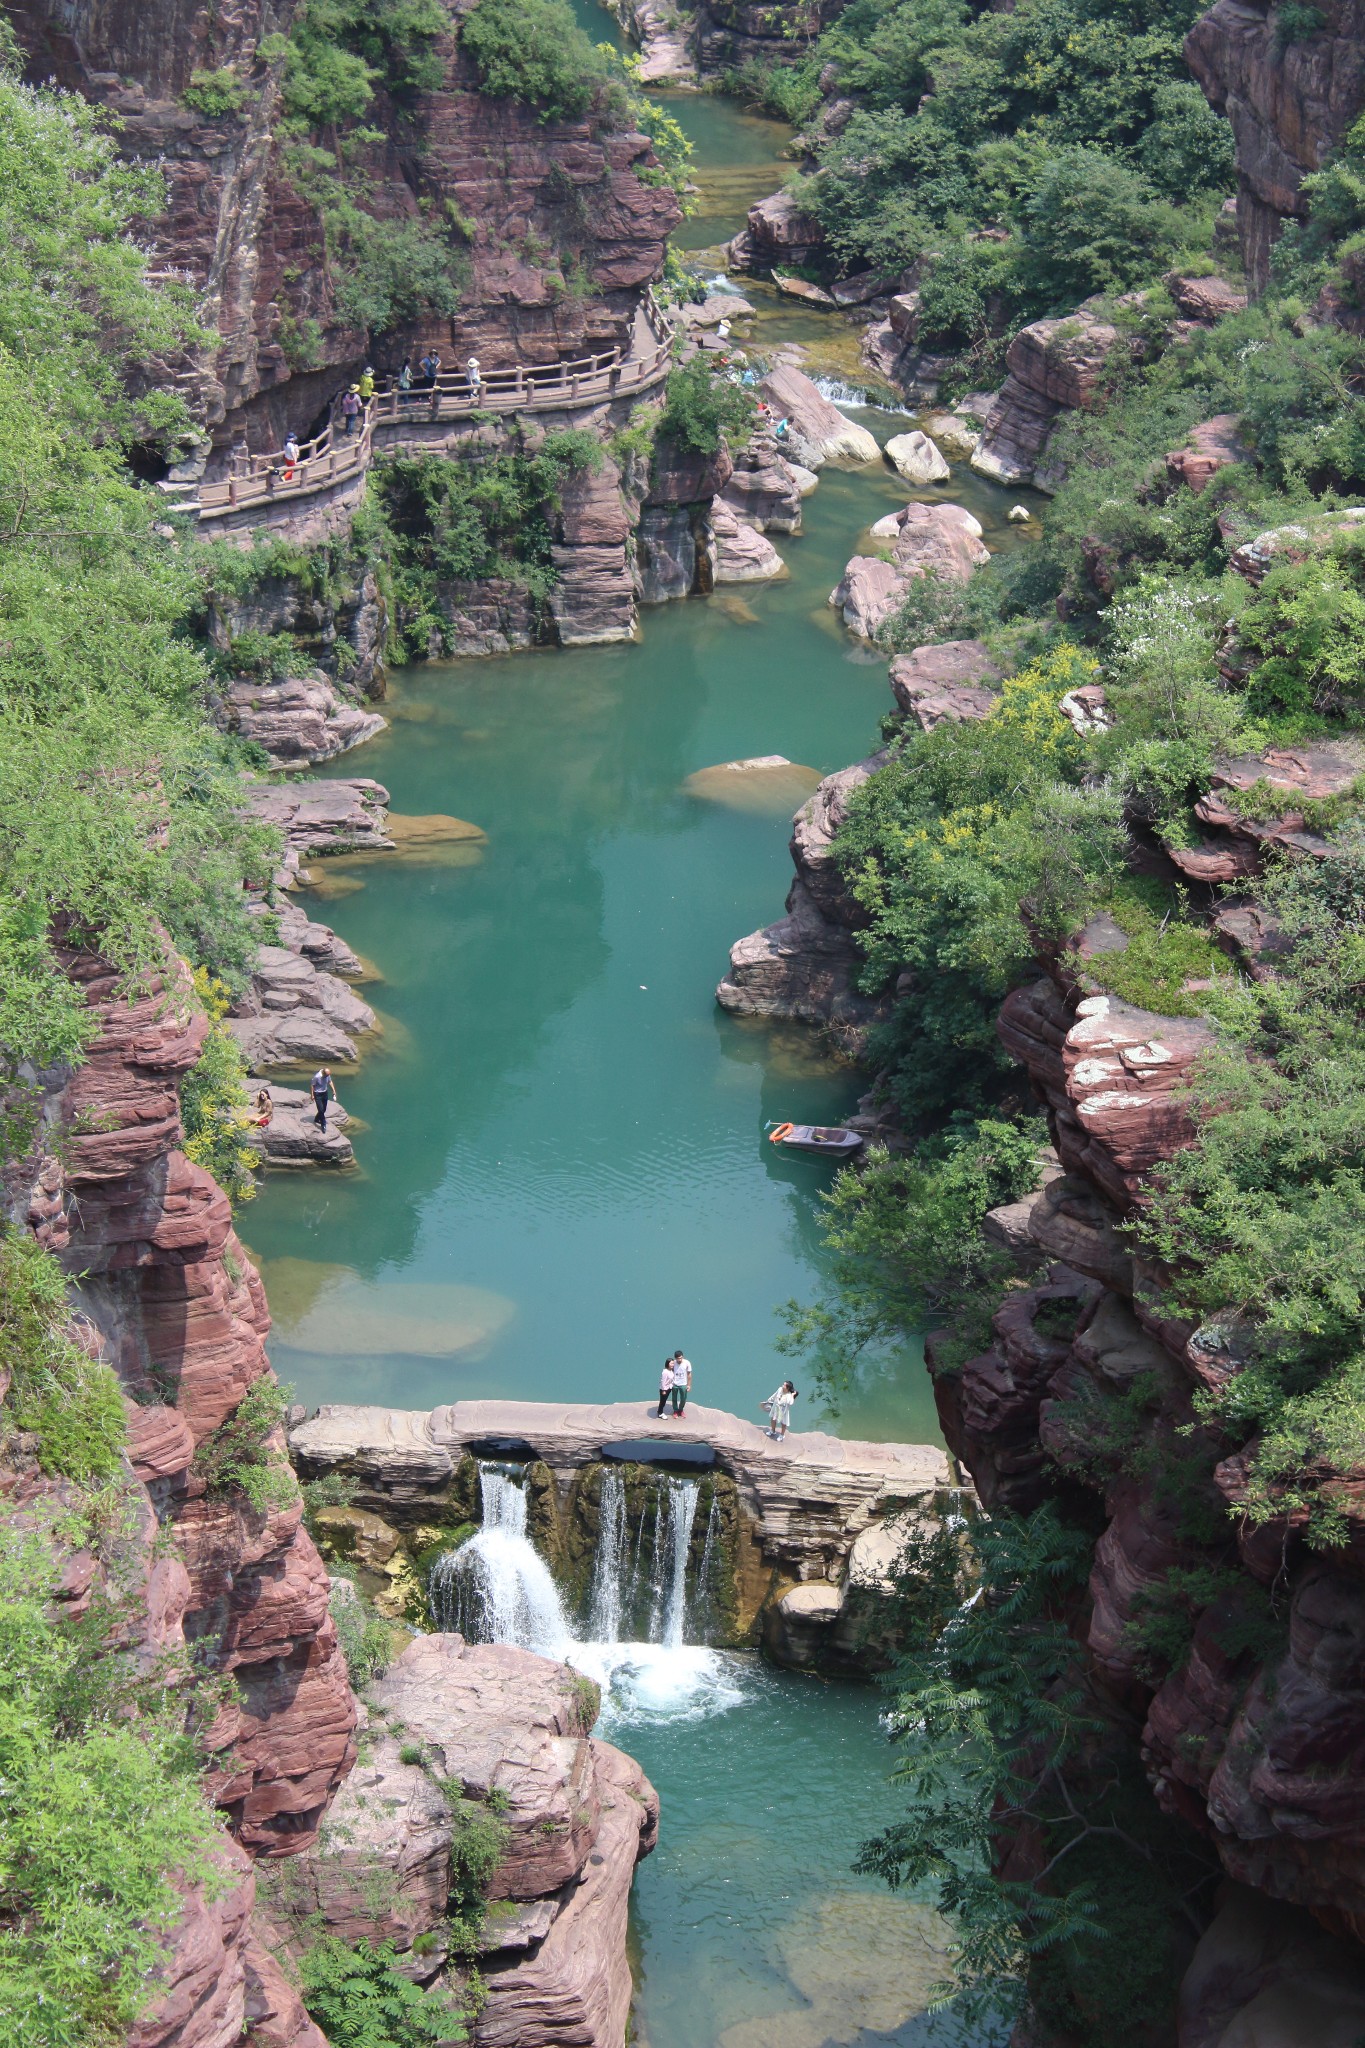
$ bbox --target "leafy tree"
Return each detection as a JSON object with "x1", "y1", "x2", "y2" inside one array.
[
  {"x1": 1016, "y1": 149, "x2": 1183, "y2": 306},
  {"x1": 655, "y1": 356, "x2": 757, "y2": 456},
  {"x1": 778, "y1": 1119, "x2": 1045, "y2": 1398},
  {"x1": 459, "y1": 0, "x2": 605, "y2": 120}
]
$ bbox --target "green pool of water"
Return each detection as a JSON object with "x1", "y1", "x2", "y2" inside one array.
[
  {"x1": 610, "y1": 1659, "x2": 988, "y2": 2048},
  {"x1": 248, "y1": 451, "x2": 1030, "y2": 1443}
]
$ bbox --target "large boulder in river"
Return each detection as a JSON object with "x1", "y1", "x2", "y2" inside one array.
[
  {"x1": 888, "y1": 639, "x2": 1002, "y2": 729},
  {"x1": 884, "y1": 430, "x2": 950, "y2": 484},
  {"x1": 759, "y1": 365, "x2": 880, "y2": 468},
  {"x1": 720, "y1": 433, "x2": 804, "y2": 533},
  {"x1": 710, "y1": 501, "x2": 787, "y2": 582},
  {"x1": 830, "y1": 504, "x2": 990, "y2": 639}
]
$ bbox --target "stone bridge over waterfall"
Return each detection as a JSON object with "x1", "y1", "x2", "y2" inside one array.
[
  {"x1": 159, "y1": 292, "x2": 675, "y2": 544},
  {"x1": 290, "y1": 1398, "x2": 953, "y2": 1671}
]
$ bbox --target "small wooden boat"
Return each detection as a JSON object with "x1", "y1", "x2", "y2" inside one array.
[{"x1": 767, "y1": 1121, "x2": 864, "y2": 1158}]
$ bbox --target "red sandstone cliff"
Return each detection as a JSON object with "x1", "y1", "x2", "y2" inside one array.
[
  {"x1": 11, "y1": 0, "x2": 680, "y2": 456},
  {"x1": 1186, "y1": 0, "x2": 1365, "y2": 287},
  {"x1": 6, "y1": 948, "x2": 353, "y2": 2045},
  {"x1": 930, "y1": 950, "x2": 1365, "y2": 2026}
]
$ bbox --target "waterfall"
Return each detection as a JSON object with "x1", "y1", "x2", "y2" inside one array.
[
  {"x1": 587, "y1": 1466, "x2": 627, "y2": 1643},
  {"x1": 428, "y1": 1464, "x2": 573, "y2": 1657},
  {"x1": 427, "y1": 1459, "x2": 745, "y2": 1730},
  {"x1": 692, "y1": 1488, "x2": 722, "y2": 1638}
]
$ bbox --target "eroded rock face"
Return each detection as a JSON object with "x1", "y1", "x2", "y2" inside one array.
[
  {"x1": 716, "y1": 751, "x2": 893, "y2": 1054},
  {"x1": 1165, "y1": 414, "x2": 1247, "y2": 494},
  {"x1": 970, "y1": 310, "x2": 1128, "y2": 489},
  {"x1": 12, "y1": 1, "x2": 681, "y2": 452},
  {"x1": 727, "y1": 188, "x2": 827, "y2": 273},
  {"x1": 223, "y1": 674, "x2": 386, "y2": 771},
  {"x1": 280, "y1": 1636, "x2": 659, "y2": 2048},
  {"x1": 888, "y1": 639, "x2": 1001, "y2": 728},
  {"x1": 1186, "y1": 0, "x2": 1365, "y2": 287}
]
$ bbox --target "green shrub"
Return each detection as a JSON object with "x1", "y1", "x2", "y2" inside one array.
[
  {"x1": 298, "y1": 1934, "x2": 459, "y2": 2047},
  {"x1": 1074, "y1": 879, "x2": 1233, "y2": 1017},
  {"x1": 0, "y1": 1231, "x2": 127, "y2": 1485},
  {"x1": 1236, "y1": 540, "x2": 1365, "y2": 718},
  {"x1": 182, "y1": 67, "x2": 248, "y2": 116},
  {"x1": 0, "y1": 1531, "x2": 229, "y2": 2045},
  {"x1": 328, "y1": 1573, "x2": 397, "y2": 1689},
  {"x1": 180, "y1": 969, "x2": 258, "y2": 1209},
  {"x1": 779, "y1": 1117, "x2": 1047, "y2": 1399},
  {"x1": 459, "y1": 0, "x2": 604, "y2": 120},
  {"x1": 192, "y1": 1375, "x2": 295, "y2": 1513},
  {"x1": 724, "y1": 55, "x2": 822, "y2": 126},
  {"x1": 655, "y1": 356, "x2": 756, "y2": 456}
]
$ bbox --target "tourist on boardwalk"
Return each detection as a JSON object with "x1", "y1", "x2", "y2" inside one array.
[
  {"x1": 358, "y1": 365, "x2": 375, "y2": 401},
  {"x1": 670, "y1": 1351, "x2": 692, "y2": 1416},
  {"x1": 420, "y1": 348, "x2": 441, "y2": 389},
  {"x1": 280, "y1": 432, "x2": 300, "y2": 480},
  {"x1": 311, "y1": 1066, "x2": 336, "y2": 1131},
  {"x1": 397, "y1": 357, "x2": 413, "y2": 402},
  {"x1": 339, "y1": 385, "x2": 361, "y2": 435},
  {"x1": 761, "y1": 1380, "x2": 798, "y2": 1440},
  {"x1": 655, "y1": 1357, "x2": 675, "y2": 1418},
  {"x1": 466, "y1": 355, "x2": 482, "y2": 401}
]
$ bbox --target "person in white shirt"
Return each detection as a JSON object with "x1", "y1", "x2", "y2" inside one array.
[
  {"x1": 670, "y1": 1351, "x2": 693, "y2": 1416},
  {"x1": 655, "y1": 1358, "x2": 674, "y2": 1418},
  {"x1": 762, "y1": 1380, "x2": 798, "y2": 1440}
]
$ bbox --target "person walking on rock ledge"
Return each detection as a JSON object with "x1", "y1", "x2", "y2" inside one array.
[
  {"x1": 762, "y1": 1380, "x2": 798, "y2": 1441},
  {"x1": 670, "y1": 1350, "x2": 692, "y2": 1416},
  {"x1": 311, "y1": 1066, "x2": 336, "y2": 1132},
  {"x1": 655, "y1": 1357, "x2": 675, "y2": 1419}
]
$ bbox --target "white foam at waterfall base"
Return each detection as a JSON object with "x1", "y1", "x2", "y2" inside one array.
[{"x1": 433, "y1": 1461, "x2": 754, "y2": 1729}]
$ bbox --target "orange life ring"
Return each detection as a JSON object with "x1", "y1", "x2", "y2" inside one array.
[{"x1": 769, "y1": 1123, "x2": 794, "y2": 1144}]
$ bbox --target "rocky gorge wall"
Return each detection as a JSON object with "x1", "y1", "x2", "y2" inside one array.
[{"x1": 10, "y1": 0, "x2": 680, "y2": 460}]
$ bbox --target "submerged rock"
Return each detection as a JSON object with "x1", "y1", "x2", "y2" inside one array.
[{"x1": 684, "y1": 757, "x2": 823, "y2": 814}]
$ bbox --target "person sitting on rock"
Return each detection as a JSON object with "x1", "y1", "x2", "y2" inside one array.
[{"x1": 253, "y1": 1086, "x2": 273, "y2": 1128}]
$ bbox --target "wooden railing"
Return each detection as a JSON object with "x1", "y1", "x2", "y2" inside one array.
[{"x1": 160, "y1": 292, "x2": 676, "y2": 526}]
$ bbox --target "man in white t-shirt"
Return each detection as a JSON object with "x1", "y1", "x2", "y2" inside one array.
[{"x1": 670, "y1": 1351, "x2": 692, "y2": 1416}]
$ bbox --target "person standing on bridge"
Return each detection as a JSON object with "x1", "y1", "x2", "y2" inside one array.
[
  {"x1": 655, "y1": 1357, "x2": 675, "y2": 1419},
  {"x1": 420, "y1": 349, "x2": 441, "y2": 389},
  {"x1": 397, "y1": 357, "x2": 413, "y2": 403},
  {"x1": 359, "y1": 365, "x2": 375, "y2": 402},
  {"x1": 670, "y1": 1351, "x2": 692, "y2": 1417},
  {"x1": 466, "y1": 355, "x2": 482, "y2": 402},
  {"x1": 761, "y1": 1380, "x2": 798, "y2": 1441},
  {"x1": 280, "y1": 432, "x2": 300, "y2": 480},
  {"x1": 339, "y1": 385, "x2": 361, "y2": 435}
]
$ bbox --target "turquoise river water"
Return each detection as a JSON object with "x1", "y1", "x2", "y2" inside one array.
[{"x1": 245, "y1": 67, "x2": 1025, "y2": 2048}]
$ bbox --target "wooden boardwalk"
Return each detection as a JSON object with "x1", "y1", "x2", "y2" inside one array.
[{"x1": 161, "y1": 293, "x2": 674, "y2": 529}]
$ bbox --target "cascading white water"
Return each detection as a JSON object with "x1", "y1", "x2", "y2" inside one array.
[
  {"x1": 587, "y1": 1465, "x2": 628, "y2": 1643},
  {"x1": 428, "y1": 1464, "x2": 574, "y2": 1657},
  {"x1": 692, "y1": 1490, "x2": 722, "y2": 1638},
  {"x1": 432, "y1": 1460, "x2": 747, "y2": 1730}
]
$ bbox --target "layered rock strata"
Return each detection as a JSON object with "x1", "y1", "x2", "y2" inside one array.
[
  {"x1": 938, "y1": 940, "x2": 1365, "y2": 1977},
  {"x1": 12, "y1": 0, "x2": 681, "y2": 456},
  {"x1": 1186, "y1": 0, "x2": 1365, "y2": 288},
  {"x1": 716, "y1": 751, "x2": 895, "y2": 1055},
  {"x1": 272, "y1": 1634, "x2": 659, "y2": 2048},
  {"x1": 290, "y1": 1398, "x2": 949, "y2": 1602}
]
